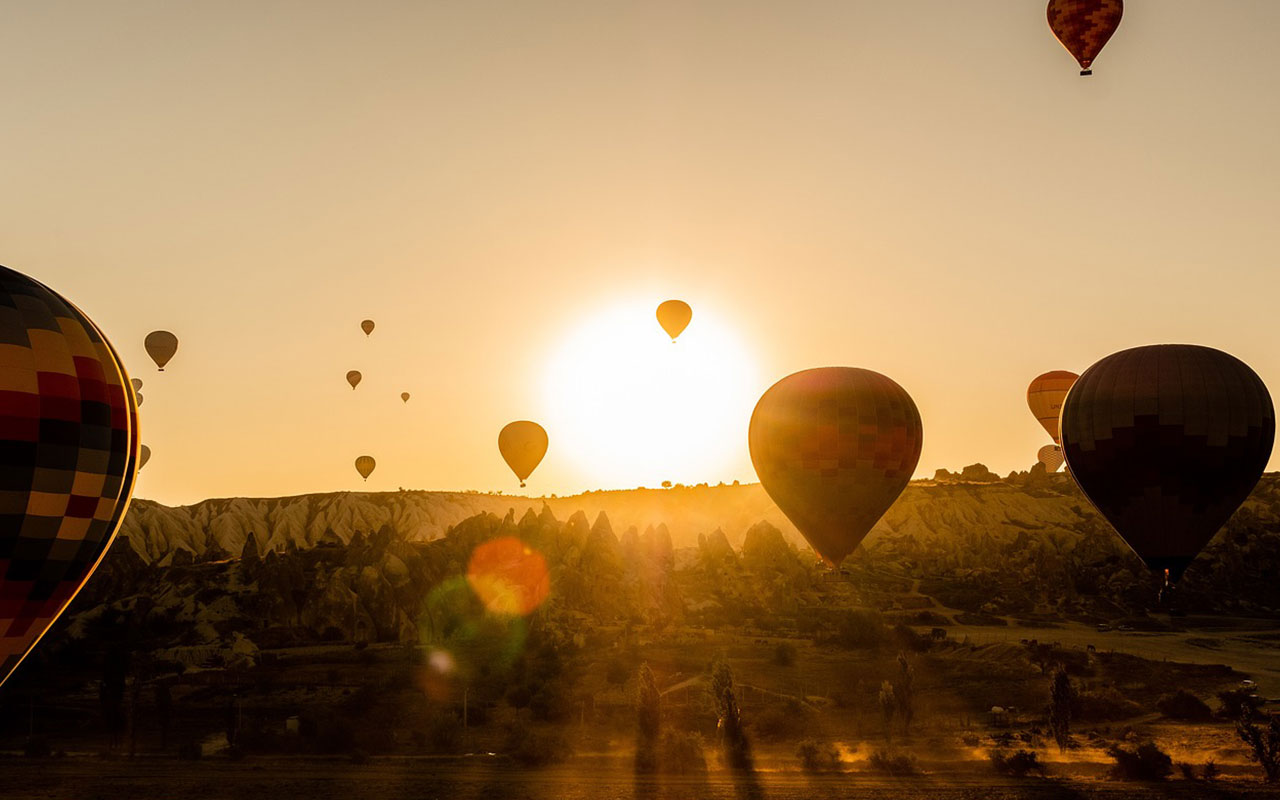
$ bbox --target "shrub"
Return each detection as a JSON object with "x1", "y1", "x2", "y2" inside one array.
[
  {"x1": 773, "y1": 642, "x2": 797, "y2": 667},
  {"x1": 1203, "y1": 760, "x2": 1219, "y2": 781},
  {"x1": 1077, "y1": 688, "x2": 1143, "y2": 721},
  {"x1": 868, "y1": 749, "x2": 918, "y2": 776},
  {"x1": 796, "y1": 738, "x2": 840, "y2": 773},
  {"x1": 506, "y1": 723, "x2": 570, "y2": 767},
  {"x1": 660, "y1": 730, "x2": 707, "y2": 774},
  {"x1": 990, "y1": 749, "x2": 1045, "y2": 777},
  {"x1": 1108, "y1": 742, "x2": 1173, "y2": 781},
  {"x1": 1218, "y1": 688, "x2": 1265, "y2": 720},
  {"x1": 1157, "y1": 690, "x2": 1212, "y2": 721}
]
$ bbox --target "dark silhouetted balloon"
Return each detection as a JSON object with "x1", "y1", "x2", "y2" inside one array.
[
  {"x1": 144, "y1": 330, "x2": 178, "y2": 371},
  {"x1": 131, "y1": 378, "x2": 143, "y2": 393},
  {"x1": 1061, "y1": 344, "x2": 1274, "y2": 582},
  {"x1": 140, "y1": 444, "x2": 152, "y2": 470},
  {"x1": 748, "y1": 367, "x2": 923, "y2": 566},
  {"x1": 1028, "y1": 370, "x2": 1078, "y2": 445},
  {"x1": 401, "y1": 392, "x2": 410, "y2": 403},
  {"x1": 0, "y1": 265, "x2": 139, "y2": 687},
  {"x1": 1038, "y1": 444, "x2": 1064, "y2": 473},
  {"x1": 136, "y1": 393, "x2": 144, "y2": 407},
  {"x1": 1047, "y1": 0, "x2": 1123, "y2": 76},
  {"x1": 656, "y1": 300, "x2": 692, "y2": 342},
  {"x1": 355, "y1": 455, "x2": 376, "y2": 481},
  {"x1": 499, "y1": 421, "x2": 547, "y2": 488},
  {"x1": 361, "y1": 319, "x2": 375, "y2": 336},
  {"x1": 346, "y1": 370, "x2": 362, "y2": 390}
]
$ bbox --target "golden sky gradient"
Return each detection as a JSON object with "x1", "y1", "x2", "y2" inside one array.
[{"x1": 2, "y1": 1, "x2": 1279, "y2": 504}]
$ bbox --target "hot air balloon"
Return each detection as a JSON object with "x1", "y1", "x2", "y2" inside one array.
[
  {"x1": 401, "y1": 392, "x2": 410, "y2": 403},
  {"x1": 499, "y1": 421, "x2": 548, "y2": 488},
  {"x1": 346, "y1": 370, "x2": 362, "y2": 390},
  {"x1": 136, "y1": 393, "x2": 144, "y2": 407},
  {"x1": 1047, "y1": 0, "x2": 1123, "y2": 76},
  {"x1": 0, "y1": 265, "x2": 139, "y2": 687},
  {"x1": 140, "y1": 444, "x2": 152, "y2": 470},
  {"x1": 131, "y1": 378, "x2": 143, "y2": 393},
  {"x1": 1027, "y1": 370, "x2": 1079, "y2": 445},
  {"x1": 748, "y1": 367, "x2": 923, "y2": 566},
  {"x1": 1038, "y1": 444, "x2": 1065, "y2": 473},
  {"x1": 1061, "y1": 345, "x2": 1274, "y2": 585},
  {"x1": 361, "y1": 319, "x2": 375, "y2": 336},
  {"x1": 355, "y1": 455, "x2": 376, "y2": 481},
  {"x1": 656, "y1": 300, "x2": 692, "y2": 342},
  {"x1": 144, "y1": 330, "x2": 178, "y2": 371}
]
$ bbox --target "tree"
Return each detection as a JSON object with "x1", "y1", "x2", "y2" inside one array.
[
  {"x1": 1048, "y1": 665, "x2": 1075, "y2": 752},
  {"x1": 635, "y1": 663, "x2": 660, "y2": 773},
  {"x1": 709, "y1": 658, "x2": 751, "y2": 769},
  {"x1": 878, "y1": 681, "x2": 896, "y2": 742},
  {"x1": 895, "y1": 653, "x2": 915, "y2": 733},
  {"x1": 1236, "y1": 707, "x2": 1280, "y2": 783}
]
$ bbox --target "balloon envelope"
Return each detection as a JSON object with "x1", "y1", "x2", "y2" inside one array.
[
  {"x1": 346, "y1": 370, "x2": 362, "y2": 390},
  {"x1": 140, "y1": 444, "x2": 151, "y2": 470},
  {"x1": 144, "y1": 330, "x2": 178, "y2": 371},
  {"x1": 1047, "y1": 0, "x2": 1123, "y2": 74},
  {"x1": 499, "y1": 421, "x2": 548, "y2": 487},
  {"x1": 1027, "y1": 370, "x2": 1079, "y2": 444},
  {"x1": 355, "y1": 455, "x2": 376, "y2": 480},
  {"x1": 131, "y1": 378, "x2": 143, "y2": 393},
  {"x1": 0, "y1": 265, "x2": 139, "y2": 686},
  {"x1": 401, "y1": 392, "x2": 410, "y2": 403},
  {"x1": 1061, "y1": 344, "x2": 1274, "y2": 581},
  {"x1": 656, "y1": 300, "x2": 692, "y2": 342},
  {"x1": 748, "y1": 367, "x2": 923, "y2": 566},
  {"x1": 361, "y1": 319, "x2": 375, "y2": 336},
  {"x1": 1037, "y1": 444, "x2": 1065, "y2": 473}
]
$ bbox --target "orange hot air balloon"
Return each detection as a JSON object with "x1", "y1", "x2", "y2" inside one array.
[
  {"x1": 1037, "y1": 444, "x2": 1064, "y2": 473},
  {"x1": 1047, "y1": 0, "x2": 1123, "y2": 76},
  {"x1": 346, "y1": 370, "x2": 362, "y2": 390},
  {"x1": 355, "y1": 455, "x2": 376, "y2": 481},
  {"x1": 748, "y1": 367, "x2": 923, "y2": 567},
  {"x1": 0, "y1": 265, "x2": 139, "y2": 687},
  {"x1": 1027, "y1": 370, "x2": 1078, "y2": 445},
  {"x1": 401, "y1": 392, "x2": 410, "y2": 403},
  {"x1": 144, "y1": 330, "x2": 178, "y2": 371},
  {"x1": 499, "y1": 421, "x2": 547, "y2": 487},
  {"x1": 656, "y1": 300, "x2": 692, "y2": 342},
  {"x1": 1062, "y1": 345, "x2": 1274, "y2": 584},
  {"x1": 361, "y1": 319, "x2": 375, "y2": 336}
]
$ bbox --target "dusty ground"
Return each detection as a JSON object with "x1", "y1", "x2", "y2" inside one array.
[{"x1": 4, "y1": 757, "x2": 1280, "y2": 800}]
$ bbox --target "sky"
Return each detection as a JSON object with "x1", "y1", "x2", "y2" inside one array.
[{"x1": 2, "y1": 1, "x2": 1279, "y2": 505}]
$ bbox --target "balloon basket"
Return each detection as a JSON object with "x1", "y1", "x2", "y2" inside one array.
[{"x1": 1080, "y1": 69, "x2": 1092, "y2": 77}]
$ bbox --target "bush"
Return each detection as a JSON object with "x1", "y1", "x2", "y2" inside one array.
[
  {"x1": 1108, "y1": 742, "x2": 1173, "y2": 781},
  {"x1": 868, "y1": 749, "x2": 918, "y2": 776},
  {"x1": 659, "y1": 729, "x2": 707, "y2": 774},
  {"x1": 831, "y1": 610, "x2": 887, "y2": 649},
  {"x1": 1077, "y1": 688, "x2": 1143, "y2": 721},
  {"x1": 990, "y1": 749, "x2": 1045, "y2": 777},
  {"x1": 506, "y1": 723, "x2": 570, "y2": 767},
  {"x1": 1218, "y1": 688, "x2": 1265, "y2": 719},
  {"x1": 796, "y1": 738, "x2": 840, "y2": 773},
  {"x1": 752, "y1": 701, "x2": 809, "y2": 741},
  {"x1": 1157, "y1": 689, "x2": 1212, "y2": 721},
  {"x1": 773, "y1": 642, "x2": 797, "y2": 667}
]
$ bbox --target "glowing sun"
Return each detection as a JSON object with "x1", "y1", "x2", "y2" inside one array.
[{"x1": 542, "y1": 299, "x2": 760, "y2": 490}]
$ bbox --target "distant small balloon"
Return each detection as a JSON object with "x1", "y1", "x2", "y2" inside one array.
[
  {"x1": 136, "y1": 393, "x2": 144, "y2": 407},
  {"x1": 1027, "y1": 370, "x2": 1078, "y2": 445},
  {"x1": 131, "y1": 378, "x2": 143, "y2": 393},
  {"x1": 140, "y1": 444, "x2": 151, "y2": 470},
  {"x1": 1047, "y1": 0, "x2": 1123, "y2": 76},
  {"x1": 1037, "y1": 444, "x2": 1064, "y2": 473},
  {"x1": 656, "y1": 300, "x2": 692, "y2": 342},
  {"x1": 361, "y1": 319, "x2": 375, "y2": 336},
  {"x1": 401, "y1": 392, "x2": 410, "y2": 403},
  {"x1": 145, "y1": 331, "x2": 178, "y2": 371},
  {"x1": 355, "y1": 455, "x2": 376, "y2": 481},
  {"x1": 346, "y1": 370, "x2": 362, "y2": 390},
  {"x1": 498, "y1": 421, "x2": 548, "y2": 488}
]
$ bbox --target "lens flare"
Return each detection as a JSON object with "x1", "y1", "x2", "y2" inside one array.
[{"x1": 466, "y1": 537, "x2": 550, "y2": 616}]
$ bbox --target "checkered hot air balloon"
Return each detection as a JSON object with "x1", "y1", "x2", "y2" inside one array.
[
  {"x1": 0, "y1": 265, "x2": 139, "y2": 687},
  {"x1": 1061, "y1": 345, "x2": 1274, "y2": 584},
  {"x1": 748, "y1": 368, "x2": 922, "y2": 567},
  {"x1": 1047, "y1": 0, "x2": 1123, "y2": 76}
]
